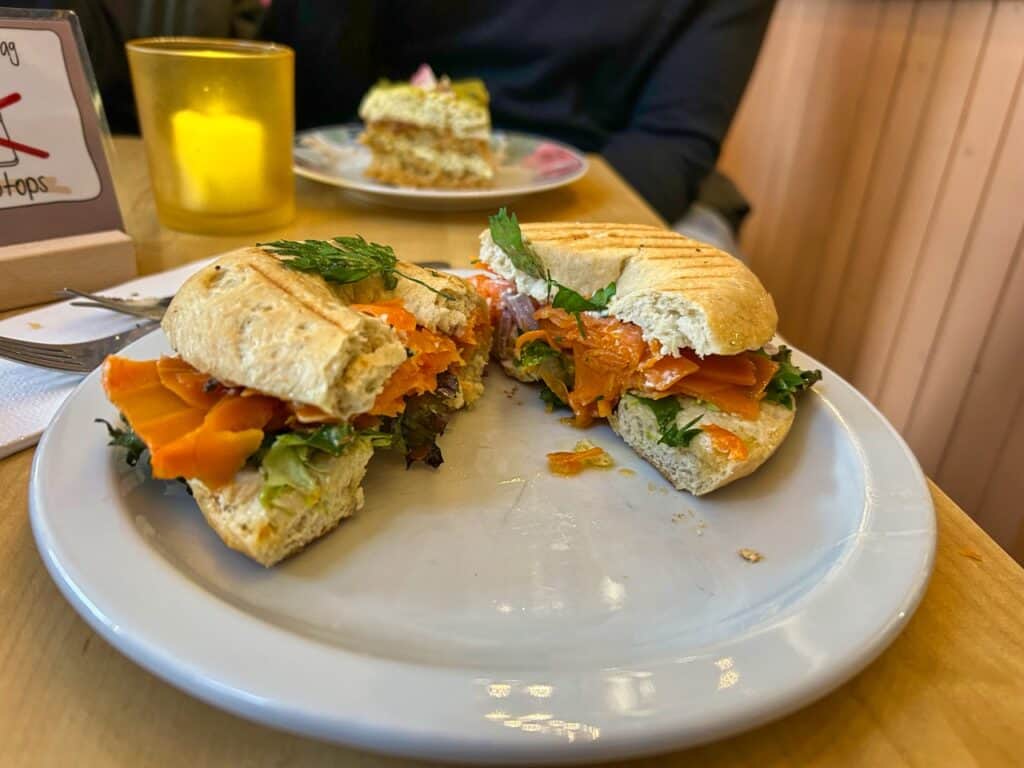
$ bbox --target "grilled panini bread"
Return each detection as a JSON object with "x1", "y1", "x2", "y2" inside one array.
[
  {"x1": 103, "y1": 244, "x2": 490, "y2": 566},
  {"x1": 163, "y1": 248, "x2": 407, "y2": 420},
  {"x1": 476, "y1": 219, "x2": 812, "y2": 496},
  {"x1": 478, "y1": 222, "x2": 777, "y2": 357},
  {"x1": 163, "y1": 247, "x2": 489, "y2": 417}
]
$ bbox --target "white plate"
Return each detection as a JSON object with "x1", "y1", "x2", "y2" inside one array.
[
  {"x1": 30, "y1": 326, "x2": 934, "y2": 763},
  {"x1": 293, "y1": 125, "x2": 589, "y2": 211}
]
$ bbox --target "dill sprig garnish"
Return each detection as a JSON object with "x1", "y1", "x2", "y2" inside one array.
[{"x1": 261, "y1": 236, "x2": 454, "y2": 300}]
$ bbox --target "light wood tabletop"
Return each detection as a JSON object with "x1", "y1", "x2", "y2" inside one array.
[{"x1": 2, "y1": 138, "x2": 1023, "y2": 767}]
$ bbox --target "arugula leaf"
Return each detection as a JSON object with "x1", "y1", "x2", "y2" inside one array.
[
  {"x1": 761, "y1": 346, "x2": 822, "y2": 409},
  {"x1": 96, "y1": 417, "x2": 147, "y2": 467},
  {"x1": 630, "y1": 395, "x2": 704, "y2": 448},
  {"x1": 539, "y1": 383, "x2": 569, "y2": 412},
  {"x1": 261, "y1": 236, "x2": 454, "y2": 300},
  {"x1": 516, "y1": 340, "x2": 559, "y2": 369},
  {"x1": 550, "y1": 280, "x2": 616, "y2": 337},
  {"x1": 488, "y1": 208, "x2": 547, "y2": 280},
  {"x1": 551, "y1": 281, "x2": 617, "y2": 313}
]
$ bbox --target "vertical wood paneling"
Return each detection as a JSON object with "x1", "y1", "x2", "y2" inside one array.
[
  {"x1": 719, "y1": 0, "x2": 1024, "y2": 561},
  {"x1": 794, "y1": 1, "x2": 915, "y2": 356},
  {"x1": 873, "y1": 5, "x2": 1024, "y2": 429},
  {"x1": 977, "y1": 391, "x2": 1024, "y2": 547},
  {"x1": 742, "y1": 3, "x2": 831, "y2": 299},
  {"x1": 772, "y1": 3, "x2": 886, "y2": 338},
  {"x1": 936, "y1": 233, "x2": 1024, "y2": 514},
  {"x1": 826, "y1": 2, "x2": 952, "y2": 377},
  {"x1": 852, "y1": 2, "x2": 995, "y2": 401},
  {"x1": 905, "y1": 69, "x2": 1024, "y2": 470},
  {"x1": 735, "y1": 0, "x2": 810, "y2": 269}
]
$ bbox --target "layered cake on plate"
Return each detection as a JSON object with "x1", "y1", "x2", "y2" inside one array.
[{"x1": 358, "y1": 64, "x2": 495, "y2": 189}]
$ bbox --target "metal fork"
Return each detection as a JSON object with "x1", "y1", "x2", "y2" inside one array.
[
  {"x1": 0, "y1": 323, "x2": 157, "y2": 374},
  {"x1": 58, "y1": 288, "x2": 172, "y2": 321}
]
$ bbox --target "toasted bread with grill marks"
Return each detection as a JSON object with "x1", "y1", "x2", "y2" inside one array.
[{"x1": 478, "y1": 222, "x2": 777, "y2": 357}]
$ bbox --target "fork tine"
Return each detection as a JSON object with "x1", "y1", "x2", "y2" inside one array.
[
  {"x1": 0, "y1": 323, "x2": 155, "y2": 374},
  {"x1": 0, "y1": 344, "x2": 89, "y2": 373},
  {"x1": 60, "y1": 288, "x2": 170, "y2": 321},
  {"x1": 0, "y1": 340, "x2": 79, "y2": 366},
  {"x1": 0, "y1": 336, "x2": 81, "y2": 357}
]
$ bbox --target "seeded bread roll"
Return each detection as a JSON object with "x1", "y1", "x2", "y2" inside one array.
[
  {"x1": 609, "y1": 396, "x2": 795, "y2": 496},
  {"x1": 189, "y1": 440, "x2": 374, "y2": 567},
  {"x1": 478, "y1": 222, "x2": 777, "y2": 357},
  {"x1": 162, "y1": 248, "x2": 407, "y2": 420}
]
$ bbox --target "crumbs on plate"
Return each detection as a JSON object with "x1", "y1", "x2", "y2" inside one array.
[{"x1": 738, "y1": 548, "x2": 763, "y2": 563}]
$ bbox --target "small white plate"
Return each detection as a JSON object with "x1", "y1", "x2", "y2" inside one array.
[
  {"x1": 30, "y1": 326, "x2": 934, "y2": 763},
  {"x1": 293, "y1": 125, "x2": 589, "y2": 211}
]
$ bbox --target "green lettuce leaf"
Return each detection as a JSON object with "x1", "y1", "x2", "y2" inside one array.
[{"x1": 259, "y1": 424, "x2": 377, "y2": 509}]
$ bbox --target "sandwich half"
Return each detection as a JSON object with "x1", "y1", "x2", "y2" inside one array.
[
  {"x1": 99, "y1": 241, "x2": 490, "y2": 565},
  {"x1": 470, "y1": 211, "x2": 820, "y2": 495},
  {"x1": 358, "y1": 64, "x2": 495, "y2": 189}
]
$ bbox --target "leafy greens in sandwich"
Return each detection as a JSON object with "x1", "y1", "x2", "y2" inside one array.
[
  {"x1": 98, "y1": 243, "x2": 491, "y2": 566},
  {"x1": 470, "y1": 210, "x2": 821, "y2": 495}
]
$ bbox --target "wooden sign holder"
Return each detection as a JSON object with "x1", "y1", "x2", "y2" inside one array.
[
  {"x1": 0, "y1": 9, "x2": 135, "y2": 310},
  {"x1": 0, "y1": 231, "x2": 135, "y2": 309}
]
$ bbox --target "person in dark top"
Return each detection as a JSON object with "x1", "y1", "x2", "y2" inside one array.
[
  {"x1": 260, "y1": 0, "x2": 775, "y2": 226},
  {"x1": 5, "y1": 0, "x2": 773, "y2": 239}
]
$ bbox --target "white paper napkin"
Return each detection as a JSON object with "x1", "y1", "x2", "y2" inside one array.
[{"x1": 0, "y1": 259, "x2": 214, "y2": 459}]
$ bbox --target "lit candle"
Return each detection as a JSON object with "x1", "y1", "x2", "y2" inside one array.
[{"x1": 171, "y1": 108, "x2": 268, "y2": 214}]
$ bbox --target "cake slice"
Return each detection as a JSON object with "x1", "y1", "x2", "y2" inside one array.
[{"x1": 358, "y1": 64, "x2": 495, "y2": 189}]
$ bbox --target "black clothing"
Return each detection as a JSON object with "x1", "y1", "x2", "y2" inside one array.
[{"x1": 261, "y1": 0, "x2": 774, "y2": 221}]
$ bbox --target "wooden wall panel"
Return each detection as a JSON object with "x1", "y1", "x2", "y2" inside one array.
[
  {"x1": 905, "y1": 71, "x2": 1024, "y2": 469},
  {"x1": 802, "y1": 2, "x2": 913, "y2": 354},
  {"x1": 936, "y1": 233, "x2": 1024, "y2": 520},
  {"x1": 719, "y1": 0, "x2": 1024, "y2": 561},
  {"x1": 853, "y1": 2, "x2": 995, "y2": 402},
  {"x1": 873, "y1": 6, "x2": 1024, "y2": 430},
  {"x1": 826, "y1": 2, "x2": 952, "y2": 376}
]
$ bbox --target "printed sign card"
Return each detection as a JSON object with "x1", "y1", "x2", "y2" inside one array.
[{"x1": 0, "y1": 8, "x2": 133, "y2": 309}]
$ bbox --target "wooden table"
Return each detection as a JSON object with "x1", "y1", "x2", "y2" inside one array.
[{"x1": 2, "y1": 138, "x2": 1023, "y2": 767}]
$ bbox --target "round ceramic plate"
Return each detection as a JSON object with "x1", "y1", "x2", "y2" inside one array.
[
  {"x1": 31, "y1": 320, "x2": 934, "y2": 764},
  {"x1": 293, "y1": 124, "x2": 589, "y2": 211}
]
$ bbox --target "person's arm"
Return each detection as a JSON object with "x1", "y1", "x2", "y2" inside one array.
[{"x1": 602, "y1": 0, "x2": 775, "y2": 223}]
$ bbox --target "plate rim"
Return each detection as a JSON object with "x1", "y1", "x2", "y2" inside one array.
[
  {"x1": 293, "y1": 124, "x2": 590, "y2": 200},
  {"x1": 29, "y1": 332, "x2": 936, "y2": 764}
]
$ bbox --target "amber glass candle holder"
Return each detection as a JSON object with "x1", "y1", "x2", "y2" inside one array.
[{"x1": 126, "y1": 38, "x2": 294, "y2": 234}]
